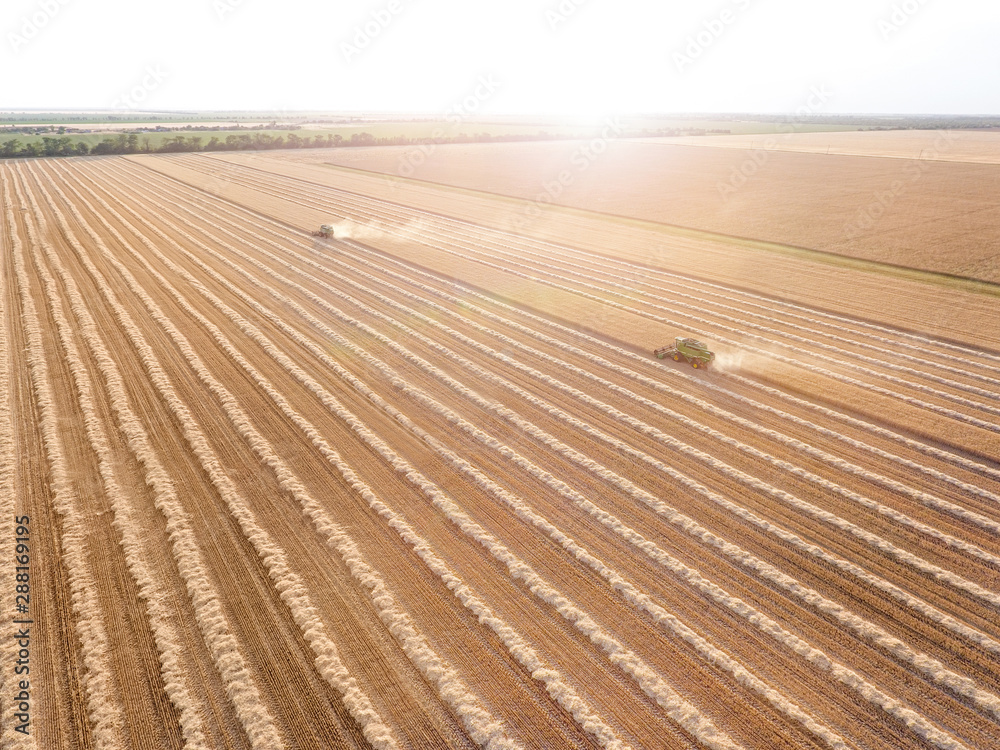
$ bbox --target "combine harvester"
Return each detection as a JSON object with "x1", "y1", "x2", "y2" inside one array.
[
  {"x1": 654, "y1": 337, "x2": 715, "y2": 370},
  {"x1": 314, "y1": 224, "x2": 336, "y2": 238}
]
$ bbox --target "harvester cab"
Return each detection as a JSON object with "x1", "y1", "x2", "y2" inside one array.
[{"x1": 316, "y1": 224, "x2": 335, "y2": 238}]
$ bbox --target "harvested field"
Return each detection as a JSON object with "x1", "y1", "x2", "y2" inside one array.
[
  {"x1": 656, "y1": 129, "x2": 1000, "y2": 164},
  {"x1": 265, "y1": 137, "x2": 1000, "y2": 283},
  {"x1": 2, "y1": 151, "x2": 1000, "y2": 750}
]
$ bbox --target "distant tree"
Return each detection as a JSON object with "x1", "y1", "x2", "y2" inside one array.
[
  {"x1": 75, "y1": 142, "x2": 90, "y2": 155},
  {"x1": 42, "y1": 136, "x2": 76, "y2": 156},
  {"x1": 0, "y1": 139, "x2": 19, "y2": 157},
  {"x1": 226, "y1": 133, "x2": 252, "y2": 149},
  {"x1": 204, "y1": 137, "x2": 222, "y2": 151},
  {"x1": 158, "y1": 136, "x2": 189, "y2": 152},
  {"x1": 91, "y1": 137, "x2": 121, "y2": 155}
]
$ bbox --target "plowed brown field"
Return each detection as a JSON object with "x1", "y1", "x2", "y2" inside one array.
[{"x1": 2, "y1": 151, "x2": 999, "y2": 750}]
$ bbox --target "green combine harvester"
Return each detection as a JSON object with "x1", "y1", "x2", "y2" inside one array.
[{"x1": 654, "y1": 337, "x2": 715, "y2": 370}]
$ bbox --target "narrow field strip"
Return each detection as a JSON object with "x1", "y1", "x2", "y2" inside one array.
[
  {"x1": 24, "y1": 164, "x2": 402, "y2": 750},
  {"x1": 10, "y1": 172, "x2": 125, "y2": 748},
  {"x1": 337, "y1": 204, "x2": 1000, "y2": 391},
  {"x1": 455, "y1": 235, "x2": 1000, "y2": 395},
  {"x1": 256, "y1": 173, "x2": 1000, "y2": 399},
  {"x1": 81, "y1": 165, "x2": 1000, "y2": 747},
  {"x1": 15, "y1": 165, "x2": 286, "y2": 750},
  {"x1": 0, "y1": 170, "x2": 39, "y2": 750},
  {"x1": 402, "y1": 212, "x2": 1000, "y2": 376}
]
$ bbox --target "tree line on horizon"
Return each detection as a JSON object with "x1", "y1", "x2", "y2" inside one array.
[{"x1": 0, "y1": 129, "x2": 576, "y2": 160}]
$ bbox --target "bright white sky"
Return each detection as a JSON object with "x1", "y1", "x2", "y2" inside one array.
[{"x1": 2, "y1": 0, "x2": 997, "y2": 115}]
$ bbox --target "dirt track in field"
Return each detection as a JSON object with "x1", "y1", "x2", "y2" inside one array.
[{"x1": 2, "y1": 152, "x2": 999, "y2": 750}]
